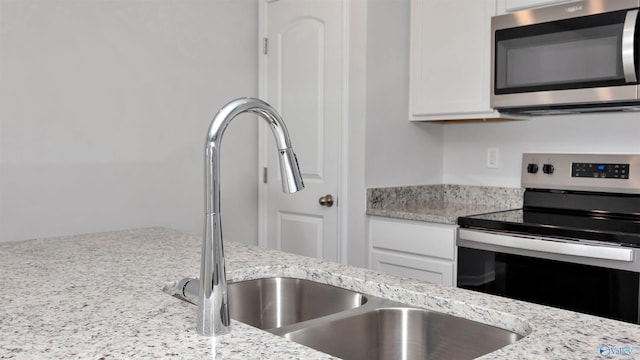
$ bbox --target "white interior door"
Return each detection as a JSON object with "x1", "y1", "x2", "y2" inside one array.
[{"x1": 259, "y1": 0, "x2": 343, "y2": 261}]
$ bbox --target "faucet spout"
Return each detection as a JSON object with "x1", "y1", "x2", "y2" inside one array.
[{"x1": 196, "y1": 97, "x2": 304, "y2": 336}]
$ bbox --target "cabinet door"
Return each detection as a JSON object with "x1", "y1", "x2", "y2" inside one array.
[
  {"x1": 410, "y1": 0, "x2": 499, "y2": 121},
  {"x1": 371, "y1": 250, "x2": 455, "y2": 286}
]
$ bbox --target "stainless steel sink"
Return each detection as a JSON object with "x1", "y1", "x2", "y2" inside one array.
[
  {"x1": 172, "y1": 277, "x2": 368, "y2": 330},
  {"x1": 170, "y1": 277, "x2": 524, "y2": 359},
  {"x1": 228, "y1": 277, "x2": 367, "y2": 330},
  {"x1": 281, "y1": 307, "x2": 523, "y2": 360}
]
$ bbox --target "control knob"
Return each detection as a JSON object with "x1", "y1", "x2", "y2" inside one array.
[
  {"x1": 543, "y1": 164, "x2": 555, "y2": 174},
  {"x1": 527, "y1": 163, "x2": 539, "y2": 174}
]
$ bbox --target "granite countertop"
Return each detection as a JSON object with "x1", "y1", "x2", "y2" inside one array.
[
  {"x1": 2, "y1": 227, "x2": 640, "y2": 359},
  {"x1": 367, "y1": 184, "x2": 524, "y2": 224}
]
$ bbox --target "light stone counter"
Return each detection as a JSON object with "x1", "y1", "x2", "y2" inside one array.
[
  {"x1": 1, "y1": 227, "x2": 640, "y2": 359},
  {"x1": 367, "y1": 185, "x2": 524, "y2": 224}
]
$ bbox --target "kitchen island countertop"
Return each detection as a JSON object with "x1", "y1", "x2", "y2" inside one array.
[{"x1": 1, "y1": 227, "x2": 639, "y2": 359}]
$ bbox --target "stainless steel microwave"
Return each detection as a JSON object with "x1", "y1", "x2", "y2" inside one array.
[{"x1": 491, "y1": 0, "x2": 640, "y2": 115}]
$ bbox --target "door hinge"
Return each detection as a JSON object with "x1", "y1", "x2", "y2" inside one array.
[
  {"x1": 263, "y1": 167, "x2": 268, "y2": 184},
  {"x1": 263, "y1": 37, "x2": 268, "y2": 55}
]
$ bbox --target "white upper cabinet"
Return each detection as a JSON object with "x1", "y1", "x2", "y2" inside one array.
[
  {"x1": 409, "y1": 0, "x2": 504, "y2": 121},
  {"x1": 497, "y1": 0, "x2": 575, "y2": 14}
]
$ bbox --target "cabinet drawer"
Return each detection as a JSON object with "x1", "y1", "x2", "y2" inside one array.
[
  {"x1": 369, "y1": 217, "x2": 456, "y2": 260},
  {"x1": 371, "y1": 250, "x2": 454, "y2": 286}
]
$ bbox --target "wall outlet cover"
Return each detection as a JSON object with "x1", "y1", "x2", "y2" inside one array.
[{"x1": 487, "y1": 148, "x2": 499, "y2": 169}]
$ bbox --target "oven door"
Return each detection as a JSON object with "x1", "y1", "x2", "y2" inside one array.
[
  {"x1": 457, "y1": 228, "x2": 640, "y2": 324},
  {"x1": 491, "y1": 1, "x2": 640, "y2": 110}
]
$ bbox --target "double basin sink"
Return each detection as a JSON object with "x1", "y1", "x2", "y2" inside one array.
[{"x1": 173, "y1": 277, "x2": 523, "y2": 360}]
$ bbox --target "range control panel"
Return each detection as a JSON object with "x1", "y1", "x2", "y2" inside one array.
[
  {"x1": 521, "y1": 153, "x2": 640, "y2": 194},
  {"x1": 572, "y1": 163, "x2": 629, "y2": 179}
]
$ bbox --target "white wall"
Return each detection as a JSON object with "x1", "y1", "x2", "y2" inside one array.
[
  {"x1": 443, "y1": 113, "x2": 640, "y2": 187},
  {"x1": 364, "y1": 0, "x2": 444, "y2": 188},
  {"x1": 0, "y1": 0, "x2": 259, "y2": 243}
]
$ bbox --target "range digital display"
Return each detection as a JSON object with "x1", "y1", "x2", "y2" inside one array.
[{"x1": 572, "y1": 163, "x2": 629, "y2": 179}]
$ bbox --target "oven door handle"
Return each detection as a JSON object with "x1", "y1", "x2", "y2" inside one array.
[
  {"x1": 622, "y1": 9, "x2": 638, "y2": 83},
  {"x1": 458, "y1": 229, "x2": 634, "y2": 262}
]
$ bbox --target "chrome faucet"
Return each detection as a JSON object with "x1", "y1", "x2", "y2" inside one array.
[{"x1": 187, "y1": 97, "x2": 304, "y2": 336}]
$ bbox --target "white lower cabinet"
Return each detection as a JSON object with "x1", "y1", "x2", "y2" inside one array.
[{"x1": 368, "y1": 216, "x2": 457, "y2": 287}]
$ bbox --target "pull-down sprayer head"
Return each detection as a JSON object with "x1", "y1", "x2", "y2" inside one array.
[{"x1": 278, "y1": 148, "x2": 304, "y2": 194}]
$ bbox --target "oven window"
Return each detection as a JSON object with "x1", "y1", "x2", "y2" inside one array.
[
  {"x1": 494, "y1": 10, "x2": 631, "y2": 94},
  {"x1": 458, "y1": 247, "x2": 640, "y2": 324}
]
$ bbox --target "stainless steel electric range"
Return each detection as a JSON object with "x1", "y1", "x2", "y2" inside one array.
[{"x1": 457, "y1": 153, "x2": 640, "y2": 324}]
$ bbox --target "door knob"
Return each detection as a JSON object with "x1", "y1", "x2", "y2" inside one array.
[{"x1": 318, "y1": 194, "x2": 334, "y2": 207}]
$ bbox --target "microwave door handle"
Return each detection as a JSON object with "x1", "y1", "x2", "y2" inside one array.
[{"x1": 622, "y1": 9, "x2": 638, "y2": 83}]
